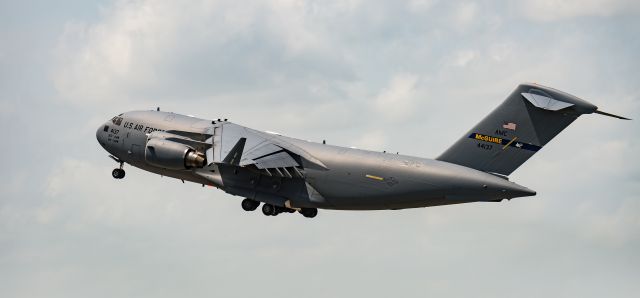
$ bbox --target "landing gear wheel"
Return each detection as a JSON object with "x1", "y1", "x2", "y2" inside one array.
[
  {"x1": 262, "y1": 204, "x2": 277, "y2": 216},
  {"x1": 299, "y1": 208, "x2": 318, "y2": 218},
  {"x1": 112, "y1": 168, "x2": 125, "y2": 179},
  {"x1": 109, "y1": 155, "x2": 125, "y2": 179},
  {"x1": 241, "y1": 199, "x2": 259, "y2": 211}
]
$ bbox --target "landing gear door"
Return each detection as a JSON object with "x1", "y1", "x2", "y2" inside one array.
[
  {"x1": 130, "y1": 144, "x2": 143, "y2": 161},
  {"x1": 123, "y1": 131, "x2": 143, "y2": 161}
]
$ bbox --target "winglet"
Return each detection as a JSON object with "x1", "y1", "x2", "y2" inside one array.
[
  {"x1": 222, "y1": 138, "x2": 247, "y2": 166},
  {"x1": 594, "y1": 110, "x2": 631, "y2": 120}
]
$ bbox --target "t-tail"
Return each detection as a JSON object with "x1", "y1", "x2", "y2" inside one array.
[{"x1": 437, "y1": 83, "x2": 630, "y2": 176}]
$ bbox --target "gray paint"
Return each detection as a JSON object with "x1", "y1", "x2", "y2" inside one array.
[
  {"x1": 437, "y1": 83, "x2": 625, "y2": 175},
  {"x1": 96, "y1": 83, "x2": 627, "y2": 214}
]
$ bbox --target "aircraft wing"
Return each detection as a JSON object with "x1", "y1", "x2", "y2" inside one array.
[{"x1": 215, "y1": 123, "x2": 327, "y2": 177}]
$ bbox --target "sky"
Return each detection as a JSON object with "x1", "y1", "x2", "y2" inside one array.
[{"x1": 1, "y1": 0, "x2": 639, "y2": 297}]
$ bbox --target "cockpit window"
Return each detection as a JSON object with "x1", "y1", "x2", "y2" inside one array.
[
  {"x1": 111, "y1": 116, "x2": 123, "y2": 126},
  {"x1": 103, "y1": 125, "x2": 109, "y2": 132}
]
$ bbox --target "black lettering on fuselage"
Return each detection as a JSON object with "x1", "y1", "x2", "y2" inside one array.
[
  {"x1": 144, "y1": 127, "x2": 161, "y2": 133},
  {"x1": 477, "y1": 143, "x2": 493, "y2": 150},
  {"x1": 495, "y1": 129, "x2": 507, "y2": 136}
]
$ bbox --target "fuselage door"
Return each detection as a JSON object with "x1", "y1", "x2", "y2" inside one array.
[
  {"x1": 123, "y1": 126, "x2": 143, "y2": 161},
  {"x1": 129, "y1": 143, "x2": 143, "y2": 161}
]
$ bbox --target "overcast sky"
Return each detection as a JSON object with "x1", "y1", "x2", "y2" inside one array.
[{"x1": 1, "y1": 1, "x2": 639, "y2": 297}]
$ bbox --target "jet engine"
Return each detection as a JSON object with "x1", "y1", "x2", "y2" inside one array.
[{"x1": 145, "y1": 138, "x2": 206, "y2": 170}]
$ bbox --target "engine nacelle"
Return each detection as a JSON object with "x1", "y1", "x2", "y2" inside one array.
[{"x1": 145, "y1": 138, "x2": 206, "y2": 170}]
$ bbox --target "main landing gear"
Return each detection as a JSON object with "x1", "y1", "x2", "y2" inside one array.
[
  {"x1": 241, "y1": 198, "x2": 317, "y2": 218},
  {"x1": 299, "y1": 208, "x2": 318, "y2": 218},
  {"x1": 109, "y1": 155, "x2": 125, "y2": 179},
  {"x1": 241, "y1": 198, "x2": 260, "y2": 211}
]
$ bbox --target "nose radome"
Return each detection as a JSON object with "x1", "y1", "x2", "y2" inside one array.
[{"x1": 96, "y1": 124, "x2": 106, "y2": 147}]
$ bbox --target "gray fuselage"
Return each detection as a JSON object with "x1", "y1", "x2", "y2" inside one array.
[{"x1": 96, "y1": 111, "x2": 535, "y2": 210}]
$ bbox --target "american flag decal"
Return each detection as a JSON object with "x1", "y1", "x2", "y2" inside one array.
[{"x1": 503, "y1": 122, "x2": 517, "y2": 130}]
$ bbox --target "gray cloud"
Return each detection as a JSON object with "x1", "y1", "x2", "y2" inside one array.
[{"x1": 1, "y1": 0, "x2": 639, "y2": 297}]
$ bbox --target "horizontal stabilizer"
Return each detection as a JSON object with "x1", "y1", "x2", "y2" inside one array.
[{"x1": 521, "y1": 92, "x2": 574, "y2": 111}]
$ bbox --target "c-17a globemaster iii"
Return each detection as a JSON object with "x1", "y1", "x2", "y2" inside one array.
[{"x1": 96, "y1": 83, "x2": 629, "y2": 218}]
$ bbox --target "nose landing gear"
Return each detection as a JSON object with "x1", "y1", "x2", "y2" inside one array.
[
  {"x1": 109, "y1": 155, "x2": 126, "y2": 179},
  {"x1": 112, "y1": 168, "x2": 125, "y2": 179}
]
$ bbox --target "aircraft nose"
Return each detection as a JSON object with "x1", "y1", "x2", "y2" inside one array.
[{"x1": 96, "y1": 124, "x2": 106, "y2": 148}]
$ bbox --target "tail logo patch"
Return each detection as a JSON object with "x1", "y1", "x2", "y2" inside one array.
[
  {"x1": 469, "y1": 133, "x2": 541, "y2": 152},
  {"x1": 473, "y1": 133, "x2": 502, "y2": 144},
  {"x1": 503, "y1": 122, "x2": 517, "y2": 130}
]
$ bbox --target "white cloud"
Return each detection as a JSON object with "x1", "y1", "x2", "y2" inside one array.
[
  {"x1": 53, "y1": 0, "x2": 353, "y2": 105},
  {"x1": 520, "y1": 0, "x2": 640, "y2": 22},
  {"x1": 488, "y1": 42, "x2": 514, "y2": 62},
  {"x1": 2, "y1": 0, "x2": 640, "y2": 297},
  {"x1": 351, "y1": 130, "x2": 387, "y2": 150},
  {"x1": 42, "y1": 158, "x2": 219, "y2": 228},
  {"x1": 407, "y1": 0, "x2": 439, "y2": 12},
  {"x1": 264, "y1": 0, "x2": 326, "y2": 53},
  {"x1": 579, "y1": 198, "x2": 640, "y2": 246},
  {"x1": 374, "y1": 73, "x2": 420, "y2": 120},
  {"x1": 46, "y1": 159, "x2": 97, "y2": 197},
  {"x1": 54, "y1": 1, "x2": 175, "y2": 103},
  {"x1": 451, "y1": 2, "x2": 478, "y2": 30},
  {"x1": 452, "y1": 50, "x2": 477, "y2": 67}
]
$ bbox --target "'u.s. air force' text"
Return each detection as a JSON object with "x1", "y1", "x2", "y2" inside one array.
[{"x1": 123, "y1": 121, "x2": 163, "y2": 133}]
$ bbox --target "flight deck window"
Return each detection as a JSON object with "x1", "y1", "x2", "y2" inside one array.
[
  {"x1": 103, "y1": 125, "x2": 109, "y2": 132},
  {"x1": 111, "y1": 116, "x2": 123, "y2": 126}
]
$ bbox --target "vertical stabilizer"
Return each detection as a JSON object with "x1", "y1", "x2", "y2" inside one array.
[{"x1": 436, "y1": 83, "x2": 626, "y2": 175}]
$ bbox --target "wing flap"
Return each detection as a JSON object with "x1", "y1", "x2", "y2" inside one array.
[
  {"x1": 217, "y1": 123, "x2": 328, "y2": 171},
  {"x1": 252, "y1": 150, "x2": 299, "y2": 169}
]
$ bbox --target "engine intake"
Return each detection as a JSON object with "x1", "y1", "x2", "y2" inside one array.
[{"x1": 145, "y1": 138, "x2": 206, "y2": 170}]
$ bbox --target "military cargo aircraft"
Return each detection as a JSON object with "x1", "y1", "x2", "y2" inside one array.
[{"x1": 96, "y1": 83, "x2": 628, "y2": 218}]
